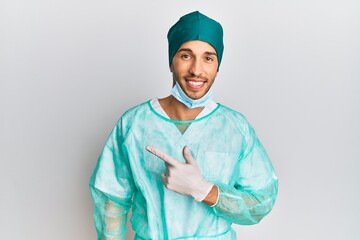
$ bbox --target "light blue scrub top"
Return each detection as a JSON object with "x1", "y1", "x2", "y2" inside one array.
[{"x1": 90, "y1": 100, "x2": 278, "y2": 239}]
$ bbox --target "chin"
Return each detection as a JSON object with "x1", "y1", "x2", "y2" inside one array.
[
  {"x1": 190, "y1": 91, "x2": 208, "y2": 100},
  {"x1": 188, "y1": 95, "x2": 204, "y2": 100}
]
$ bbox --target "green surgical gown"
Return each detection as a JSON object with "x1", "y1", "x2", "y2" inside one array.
[{"x1": 89, "y1": 100, "x2": 278, "y2": 239}]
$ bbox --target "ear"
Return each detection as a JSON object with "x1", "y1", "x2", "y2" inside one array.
[{"x1": 169, "y1": 64, "x2": 174, "y2": 73}]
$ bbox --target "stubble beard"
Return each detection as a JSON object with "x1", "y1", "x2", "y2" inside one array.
[{"x1": 172, "y1": 72, "x2": 214, "y2": 100}]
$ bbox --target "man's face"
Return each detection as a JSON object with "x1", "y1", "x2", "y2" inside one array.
[{"x1": 171, "y1": 40, "x2": 218, "y2": 100}]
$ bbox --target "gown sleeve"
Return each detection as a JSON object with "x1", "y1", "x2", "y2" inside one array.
[
  {"x1": 89, "y1": 121, "x2": 136, "y2": 239},
  {"x1": 211, "y1": 123, "x2": 278, "y2": 225}
]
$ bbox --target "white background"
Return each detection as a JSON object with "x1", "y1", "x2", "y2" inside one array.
[{"x1": 1, "y1": 0, "x2": 359, "y2": 239}]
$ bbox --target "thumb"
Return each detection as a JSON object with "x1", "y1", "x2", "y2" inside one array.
[{"x1": 183, "y1": 146, "x2": 196, "y2": 165}]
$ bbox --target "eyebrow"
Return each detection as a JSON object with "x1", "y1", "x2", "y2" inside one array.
[{"x1": 177, "y1": 48, "x2": 217, "y2": 56}]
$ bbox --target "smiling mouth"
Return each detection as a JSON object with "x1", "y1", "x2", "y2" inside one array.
[{"x1": 185, "y1": 78, "x2": 206, "y2": 89}]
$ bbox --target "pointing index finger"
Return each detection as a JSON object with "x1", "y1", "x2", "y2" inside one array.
[{"x1": 146, "y1": 146, "x2": 179, "y2": 166}]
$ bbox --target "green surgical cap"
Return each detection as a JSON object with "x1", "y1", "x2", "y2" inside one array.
[{"x1": 167, "y1": 11, "x2": 224, "y2": 69}]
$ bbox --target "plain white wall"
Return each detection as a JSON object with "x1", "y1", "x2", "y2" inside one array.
[{"x1": 1, "y1": 0, "x2": 359, "y2": 239}]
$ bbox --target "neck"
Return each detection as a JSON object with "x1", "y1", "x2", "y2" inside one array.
[{"x1": 158, "y1": 95, "x2": 204, "y2": 121}]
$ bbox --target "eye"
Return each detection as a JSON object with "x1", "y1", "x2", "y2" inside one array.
[
  {"x1": 205, "y1": 56, "x2": 214, "y2": 62},
  {"x1": 181, "y1": 54, "x2": 191, "y2": 60}
]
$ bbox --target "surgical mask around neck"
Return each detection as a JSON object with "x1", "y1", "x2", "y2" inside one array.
[{"x1": 171, "y1": 81, "x2": 214, "y2": 109}]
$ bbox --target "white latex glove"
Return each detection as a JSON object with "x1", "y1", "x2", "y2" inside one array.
[{"x1": 146, "y1": 145, "x2": 214, "y2": 202}]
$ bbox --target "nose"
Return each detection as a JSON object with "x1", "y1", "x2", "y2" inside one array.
[{"x1": 189, "y1": 58, "x2": 203, "y2": 77}]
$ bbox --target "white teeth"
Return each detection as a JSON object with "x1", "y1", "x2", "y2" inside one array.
[{"x1": 188, "y1": 81, "x2": 204, "y2": 86}]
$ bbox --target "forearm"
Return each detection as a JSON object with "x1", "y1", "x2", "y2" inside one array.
[
  {"x1": 210, "y1": 182, "x2": 278, "y2": 225},
  {"x1": 202, "y1": 185, "x2": 219, "y2": 206},
  {"x1": 91, "y1": 186, "x2": 131, "y2": 240},
  {"x1": 100, "y1": 201, "x2": 128, "y2": 240}
]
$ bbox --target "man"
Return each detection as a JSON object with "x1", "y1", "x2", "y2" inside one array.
[{"x1": 90, "y1": 11, "x2": 278, "y2": 240}]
